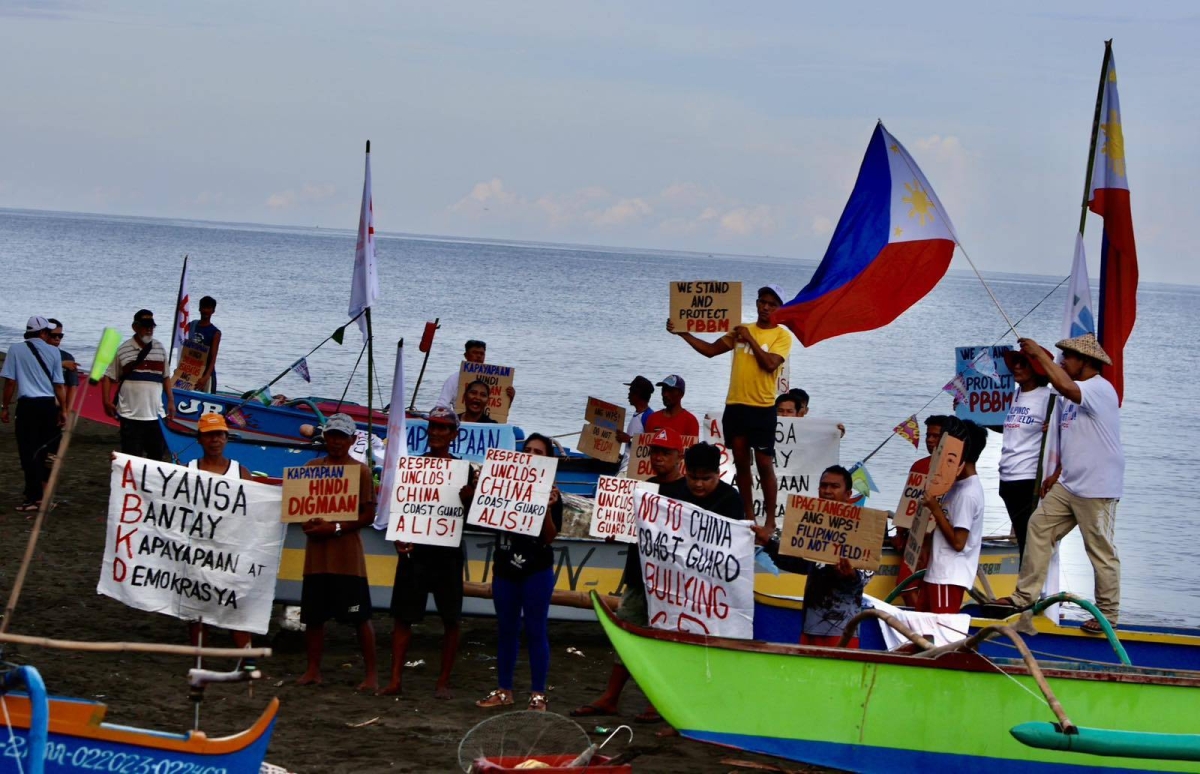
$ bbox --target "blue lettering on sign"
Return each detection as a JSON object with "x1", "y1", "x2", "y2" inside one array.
[
  {"x1": 954, "y1": 344, "x2": 1016, "y2": 424},
  {"x1": 406, "y1": 420, "x2": 516, "y2": 462}
]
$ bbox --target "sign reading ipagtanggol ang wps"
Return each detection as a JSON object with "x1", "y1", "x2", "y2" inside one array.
[
  {"x1": 98, "y1": 454, "x2": 285, "y2": 634},
  {"x1": 633, "y1": 489, "x2": 755, "y2": 638},
  {"x1": 384, "y1": 456, "x2": 471, "y2": 547},
  {"x1": 467, "y1": 448, "x2": 558, "y2": 537}
]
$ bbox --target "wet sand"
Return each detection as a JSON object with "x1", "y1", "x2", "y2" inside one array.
[{"x1": 0, "y1": 420, "x2": 817, "y2": 773}]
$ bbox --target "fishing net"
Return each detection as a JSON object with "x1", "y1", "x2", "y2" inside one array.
[{"x1": 457, "y1": 711, "x2": 590, "y2": 772}]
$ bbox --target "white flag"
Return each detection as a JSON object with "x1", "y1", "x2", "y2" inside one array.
[
  {"x1": 1062, "y1": 233, "x2": 1096, "y2": 340},
  {"x1": 348, "y1": 142, "x2": 379, "y2": 342},
  {"x1": 374, "y1": 341, "x2": 409, "y2": 530},
  {"x1": 290, "y1": 357, "x2": 312, "y2": 383},
  {"x1": 172, "y1": 256, "x2": 190, "y2": 357}
]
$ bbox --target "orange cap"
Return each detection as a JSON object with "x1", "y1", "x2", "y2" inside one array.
[{"x1": 197, "y1": 413, "x2": 229, "y2": 434}]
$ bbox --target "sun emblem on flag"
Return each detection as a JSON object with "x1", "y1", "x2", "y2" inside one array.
[
  {"x1": 1099, "y1": 107, "x2": 1125, "y2": 178},
  {"x1": 901, "y1": 181, "x2": 936, "y2": 227}
]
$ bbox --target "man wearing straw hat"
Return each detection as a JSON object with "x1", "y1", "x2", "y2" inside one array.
[{"x1": 989, "y1": 332, "x2": 1124, "y2": 633}]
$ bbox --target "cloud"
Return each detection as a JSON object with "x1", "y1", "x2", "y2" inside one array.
[
  {"x1": 591, "y1": 197, "x2": 651, "y2": 226},
  {"x1": 265, "y1": 182, "x2": 336, "y2": 210},
  {"x1": 719, "y1": 205, "x2": 776, "y2": 237},
  {"x1": 811, "y1": 215, "x2": 834, "y2": 236}
]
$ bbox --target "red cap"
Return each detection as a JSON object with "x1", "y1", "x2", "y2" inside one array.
[
  {"x1": 1003, "y1": 347, "x2": 1052, "y2": 377},
  {"x1": 647, "y1": 427, "x2": 684, "y2": 451}
]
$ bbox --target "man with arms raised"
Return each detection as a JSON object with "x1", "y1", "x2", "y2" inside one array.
[
  {"x1": 989, "y1": 334, "x2": 1125, "y2": 633},
  {"x1": 669, "y1": 285, "x2": 791, "y2": 538}
]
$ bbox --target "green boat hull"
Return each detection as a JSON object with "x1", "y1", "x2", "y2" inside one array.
[{"x1": 593, "y1": 595, "x2": 1200, "y2": 773}]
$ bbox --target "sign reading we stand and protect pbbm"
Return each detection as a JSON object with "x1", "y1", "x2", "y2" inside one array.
[
  {"x1": 780, "y1": 495, "x2": 888, "y2": 571},
  {"x1": 467, "y1": 448, "x2": 558, "y2": 537},
  {"x1": 385, "y1": 456, "x2": 472, "y2": 547},
  {"x1": 455, "y1": 362, "x2": 516, "y2": 423},
  {"x1": 670, "y1": 281, "x2": 742, "y2": 334},
  {"x1": 280, "y1": 465, "x2": 360, "y2": 524}
]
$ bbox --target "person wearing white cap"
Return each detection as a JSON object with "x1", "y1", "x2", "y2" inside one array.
[
  {"x1": 667, "y1": 284, "x2": 792, "y2": 538},
  {"x1": 1, "y1": 316, "x2": 67, "y2": 511},
  {"x1": 988, "y1": 333, "x2": 1125, "y2": 632}
]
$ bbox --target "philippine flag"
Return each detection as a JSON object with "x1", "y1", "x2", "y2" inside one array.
[{"x1": 775, "y1": 123, "x2": 958, "y2": 347}]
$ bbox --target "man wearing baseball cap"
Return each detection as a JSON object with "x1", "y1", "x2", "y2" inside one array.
[
  {"x1": 988, "y1": 333, "x2": 1125, "y2": 632},
  {"x1": 667, "y1": 283, "x2": 792, "y2": 538},
  {"x1": 644, "y1": 375, "x2": 699, "y2": 438},
  {"x1": 1, "y1": 315, "x2": 67, "y2": 511},
  {"x1": 101, "y1": 309, "x2": 174, "y2": 460},
  {"x1": 616, "y1": 375, "x2": 655, "y2": 445}
]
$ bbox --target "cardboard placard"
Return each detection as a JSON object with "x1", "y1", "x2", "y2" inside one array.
[
  {"x1": 280, "y1": 464, "x2": 361, "y2": 523},
  {"x1": 633, "y1": 489, "x2": 755, "y2": 638},
  {"x1": 953, "y1": 345, "x2": 1015, "y2": 424},
  {"x1": 779, "y1": 495, "x2": 887, "y2": 571},
  {"x1": 893, "y1": 470, "x2": 928, "y2": 530},
  {"x1": 467, "y1": 448, "x2": 558, "y2": 536},
  {"x1": 624, "y1": 432, "x2": 699, "y2": 481},
  {"x1": 384, "y1": 456, "x2": 471, "y2": 547},
  {"x1": 455, "y1": 361, "x2": 515, "y2": 423},
  {"x1": 99, "y1": 454, "x2": 285, "y2": 634},
  {"x1": 903, "y1": 505, "x2": 932, "y2": 571},
  {"x1": 170, "y1": 340, "x2": 209, "y2": 390},
  {"x1": 670, "y1": 281, "x2": 742, "y2": 335},
  {"x1": 585, "y1": 396, "x2": 626, "y2": 431},
  {"x1": 577, "y1": 422, "x2": 621, "y2": 463},
  {"x1": 589, "y1": 476, "x2": 658, "y2": 542},
  {"x1": 925, "y1": 435, "x2": 965, "y2": 498}
]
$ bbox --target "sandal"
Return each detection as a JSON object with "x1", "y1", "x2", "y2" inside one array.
[
  {"x1": 633, "y1": 708, "x2": 663, "y2": 724},
  {"x1": 1080, "y1": 619, "x2": 1111, "y2": 636},
  {"x1": 15, "y1": 502, "x2": 39, "y2": 513},
  {"x1": 569, "y1": 703, "x2": 616, "y2": 718},
  {"x1": 528, "y1": 692, "x2": 548, "y2": 712},
  {"x1": 475, "y1": 688, "x2": 514, "y2": 709}
]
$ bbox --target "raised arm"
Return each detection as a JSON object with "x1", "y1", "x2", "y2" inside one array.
[
  {"x1": 666, "y1": 320, "x2": 734, "y2": 358},
  {"x1": 1020, "y1": 338, "x2": 1081, "y2": 404},
  {"x1": 733, "y1": 326, "x2": 784, "y2": 373}
]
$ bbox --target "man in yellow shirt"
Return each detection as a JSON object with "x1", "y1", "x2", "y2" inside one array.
[{"x1": 667, "y1": 284, "x2": 792, "y2": 540}]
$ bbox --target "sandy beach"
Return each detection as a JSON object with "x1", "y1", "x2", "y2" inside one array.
[{"x1": 0, "y1": 418, "x2": 814, "y2": 773}]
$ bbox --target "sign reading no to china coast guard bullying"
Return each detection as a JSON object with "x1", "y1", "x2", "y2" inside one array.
[
  {"x1": 98, "y1": 454, "x2": 285, "y2": 635},
  {"x1": 467, "y1": 448, "x2": 558, "y2": 537},
  {"x1": 633, "y1": 488, "x2": 755, "y2": 639},
  {"x1": 385, "y1": 456, "x2": 471, "y2": 547}
]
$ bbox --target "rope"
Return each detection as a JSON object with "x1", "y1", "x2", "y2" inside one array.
[
  {"x1": 0, "y1": 695, "x2": 25, "y2": 774},
  {"x1": 334, "y1": 337, "x2": 369, "y2": 414}
]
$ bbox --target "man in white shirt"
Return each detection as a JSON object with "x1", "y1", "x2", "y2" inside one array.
[
  {"x1": 1, "y1": 316, "x2": 67, "y2": 510},
  {"x1": 101, "y1": 309, "x2": 175, "y2": 460},
  {"x1": 991, "y1": 333, "x2": 1124, "y2": 631},
  {"x1": 434, "y1": 339, "x2": 515, "y2": 410}
]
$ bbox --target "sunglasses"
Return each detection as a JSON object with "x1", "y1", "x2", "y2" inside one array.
[{"x1": 49, "y1": 333, "x2": 64, "y2": 340}]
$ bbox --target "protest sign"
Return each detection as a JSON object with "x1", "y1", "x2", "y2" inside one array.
[
  {"x1": 775, "y1": 357, "x2": 790, "y2": 395},
  {"x1": 670, "y1": 281, "x2": 742, "y2": 334},
  {"x1": 280, "y1": 465, "x2": 360, "y2": 524},
  {"x1": 701, "y1": 413, "x2": 841, "y2": 522},
  {"x1": 625, "y1": 432, "x2": 699, "y2": 481},
  {"x1": 893, "y1": 470, "x2": 928, "y2": 530},
  {"x1": 590, "y1": 476, "x2": 658, "y2": 542},
  {"x1": 467, "y1": 448, "x2": 558, "y2": 536},
  {"x1": 633, "y1": 489, "x2": 755, "y2": 638},
  {"x1": 577, "y1": 422, "x2": 622, "y2": 463},
  {"x1": 584, "y1": 396, "x2": 626, "y2": 431},
  {"x1": 170, "y1": 340, "x2": 209, "y2": 390},
  {"x1": 925, "y1": 435, "x2": 965, "y2": 498},
  {"x1": 455, "y1": 361, "x2": 515, "y2": 423},
  {"x1": 406, "y1": 419, "x2": 517, "y2": 463},
  {"x1": 780, "y1": 495, "x2": 887, "y2": 571},
  {"x1": 98, "y1": 453, "x2": 285, "y2": 634},
  {"x1": 384, "y1": 456, "x2": 471, "y2": 547},
  {"x1": 954, "y1": 345, "x2": 1015, "y2": 424},
  {"x1": 903, "y1": 505, "x2": 932, "y2": 571}
]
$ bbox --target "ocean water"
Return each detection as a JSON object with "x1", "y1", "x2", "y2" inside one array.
[{"x1": 2, "y1": 208, "x2": 1197, "y2": 626}]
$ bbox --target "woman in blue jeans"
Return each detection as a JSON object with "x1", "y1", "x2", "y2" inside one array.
[{"x1": 475, "y1": 433, "x2": 562, "y2": 711}]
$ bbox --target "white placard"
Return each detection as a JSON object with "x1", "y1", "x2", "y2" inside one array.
[
  {"x1": 466, "y1": 448, "x2": 559, "y2": 536},
  {"x1": 384, "y1": 456, "x2": 471, "y2": 547},
  {"x1": 99, "y1": 454, "x2": 285, "y2": 635},
  {"x1": 589, "y1": 476, "x2": 659, "y2": 543}
]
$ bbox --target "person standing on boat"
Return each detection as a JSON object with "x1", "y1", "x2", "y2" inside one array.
[
  {"x1": 475, "y1": 433, "x2": 563, "y2": 713},
  {"x1": 186, "y1": 412, "x2": 255, "y2": 651},
  {"x1": 918, "y1": 421, "x2": 987, "y2": 614},
  {"x1": 990, "y1": 334, "x2": 1124, "y2": 633},
  {"x1": 296, "y1": 412, "x2": 378, "y2": 691},
  {"x1": 1, "y1": 316, "x2": 66, "y2": 512},
  {"x1": 892, "y1": 414, "x2": 948, "y2": 607},
  {"x1": 383, "y1": 405, "x2": 467, "y2": 698},
  {"x1": 995, "y1": 347, "x2": 1054, "y2": 560},
  {"x1": 101, "y1": 309, "x2": 174, "y2": 460},
  {"x1": 435, "y1": 339, "x2": 516, "y2": 411},
  {"x1": 764, "y1": 465, "x2": 868, "y2": 647},
  {"x1": 668, "y1": 284, "x2": 791, "y2": 540},
  {"x1": 643, "y1": 374, "x2": 699, "y2": 438},
  {"x1": 616, "y1": 375, "x2": 655, "y2": 475},
  {"x1": 187, "y1": 296, "x2": 221, "y2": 393},
  {"x1": 572, "y1": 427, "x2": 686, "y2": 722},
  {"x1": 458, "y1": 379, "x2": 498, "y2": 424}
]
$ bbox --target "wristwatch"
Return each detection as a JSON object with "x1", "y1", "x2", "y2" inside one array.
[{"x1": 334, "y1": 523, "x2": 343, "y2": 536}]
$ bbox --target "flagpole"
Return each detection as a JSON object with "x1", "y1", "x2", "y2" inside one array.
[
  {"x1": 408, "y1": 318, "x2": 439, "y2": 411},
  {"x1": 1078, "y1": 40, "x2": 1114, "y2": 238},
  {"x1": 363, "y1": 139, "x2": 376, "y2": 469},
  {"x1": 168, "y1": 254, "x2": 188, "y2": 370}
]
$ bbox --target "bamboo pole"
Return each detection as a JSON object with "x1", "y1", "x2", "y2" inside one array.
[
  {"x1": 462, "y1": 582, "x2": 619, "y2": 612},
  {"x1": 0, "y1": 632, "x2": 272, "y2": 659},
  {"x1": 1078, "y1": 40, "x2": 1114, "y2": 237}
]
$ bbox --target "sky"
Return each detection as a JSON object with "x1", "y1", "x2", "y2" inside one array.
[{"x1": 2, "y1": 2, "x2": 1197, "y2": 283}]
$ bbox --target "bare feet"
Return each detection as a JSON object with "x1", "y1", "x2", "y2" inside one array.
[
  {"x1": 357, "y1": 677, "x2": 378, "y2": 693},
  {"x1": 434, "y1": 683, "x2": 453, "y2": 700},
  {"x1": 655, "y1": 727, "x2": 679, "y2": 738},
  {"x1": 296, "y1": 671, "x2": 322, "y2": 686},
  {"x1": 378, "y1": 681, "x2": 403, "y2": 696}
]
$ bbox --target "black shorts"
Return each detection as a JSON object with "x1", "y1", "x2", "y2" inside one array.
[
  {"x1": 300, "y1": 574, "x2": 373, "y2": 626},
  {"x1": 390, "y1": 546, "x2": 465, "y2": 625},
  {"x1": 723, "y1": 403, "x2": 777, "y2": 453}
]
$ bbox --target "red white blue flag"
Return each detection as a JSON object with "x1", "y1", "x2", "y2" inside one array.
[{"x1": 775, "y1": 123, "x2": 958, "y2": 346}]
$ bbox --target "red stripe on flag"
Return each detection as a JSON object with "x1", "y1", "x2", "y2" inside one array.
[
  {"x1": 1090, "y1": 188, "x2": 1137, "y2": 404},
  {"x1": 773, "y1": 239, "x2": 955, "y2": 347}
]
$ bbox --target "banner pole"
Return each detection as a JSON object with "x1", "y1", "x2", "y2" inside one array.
[{"x1": 408, "y1": 318, "x2": 439, "y2": 411}]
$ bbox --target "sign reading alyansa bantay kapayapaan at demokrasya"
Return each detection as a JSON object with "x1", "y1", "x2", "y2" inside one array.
[{"x1": 98, "y1": 453, "x2": 285, "y2": 634}]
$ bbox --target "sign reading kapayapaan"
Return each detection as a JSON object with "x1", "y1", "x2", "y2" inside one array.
[{"x1": 280, "y1": 465, "x2": 360, "y2": 523}]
